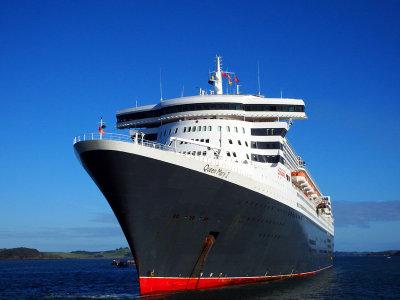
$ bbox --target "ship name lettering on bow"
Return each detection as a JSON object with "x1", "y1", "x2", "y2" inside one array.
[{"x1": 203, "y1": 164, "x2": 230, "y2": 179}]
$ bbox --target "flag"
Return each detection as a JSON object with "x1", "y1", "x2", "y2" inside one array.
[
  {"x1": 235, "y1": 75, "x2": 239, "y2": 83},
  {"x1": 228, "y1": 75, "x2": 233, "y2": 85},
  {"x1": 98, "y1": 126, "x2": 105, "y2": 134},
  {"x1": 221, "y1": 72, "x2": 228, "y2": 77}
]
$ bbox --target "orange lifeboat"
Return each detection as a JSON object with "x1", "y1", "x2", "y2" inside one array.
[{"x1": 291, "y1": 171, "x2": 320, "y2": 197}]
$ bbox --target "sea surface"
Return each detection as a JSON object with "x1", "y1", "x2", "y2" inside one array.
[{"x1": 0, "y1": 256, "x2": 399, "y2": 299}]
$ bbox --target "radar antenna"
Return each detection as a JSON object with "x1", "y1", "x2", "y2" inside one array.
[
  {"x1": 214, "y1": 55, "x2": 223, "y2": 95},
  {"x1": 160, "y1": 69, "x2": 163, "y2": 102},
  {"x1": 258, "y1": 61, "x2": 261, "y2": 96}
]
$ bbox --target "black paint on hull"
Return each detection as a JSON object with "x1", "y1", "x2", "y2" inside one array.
[{"x1": 76, "y1": 145, "x2": 333, "y2": 280}]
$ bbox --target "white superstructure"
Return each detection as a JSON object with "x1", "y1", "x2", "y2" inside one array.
[{"x1": 112, "y1": 56, "x2": 333, "y2": 235}]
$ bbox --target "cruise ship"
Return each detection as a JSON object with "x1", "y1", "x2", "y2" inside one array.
[{"x1": 73, "y1": 56, "x2": 334, "y2": 295}]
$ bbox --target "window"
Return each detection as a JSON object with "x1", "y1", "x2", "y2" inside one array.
[
  {"x1": 202, "y1": 151, "x2": 207, "y2": 156},
  {"x1": 238, "y1": 140, "x2": 242, "y2": 145},
  {"x1": 192, "y1": 151, "x2": 196, "y2": 155},
  {"x1": 192, "y1": 126, "x2": 196, "y2": 132},
  {"x1": 175, "y1": 128, "x2": 178, "y2": 134},
  {"x1": 233, "y1": 152, "x2": 237, "y2": 157},
  {"x1": 197, "y1": 151, "x2": 201, "y2": 155},
  {"x1": 188, "y1": 127, "x2": 191, "y2": 132},
  {"x1": 228, "y1": 139, "x2": 233, "y2": 144},
  {"x1": 218, "y1": 126, "x2": 222, "y2": 131},
  {"x1": 226, "y1": 126, "x2": 230, "y2": 132},
  {"x1": 227, "y1": 152, "x2": 231, "y2": 157},
  {"x1": 242, "y1": 127, "x2": 245, "y2": 133},
  {"x1": 164, "y1": 130, "x2": 166, "y2": 136},
  {"x1": 234, "y1": 127, "x2": 238, "y2": 133},
  {"x1": 195, "y1": 139, "x2": 199, "y2": 141},
  {"x1": 168, "y1": 129, "x2": 171, "y2": 135},
  {"x1": 116, "y1": 103, "x2": 305, "y2": 125},
  {"x1": 246, "y1": 154, "x2": 250, "y2": 159},
  {"x1": 198, "y1": 126, "x2": 201, "y2": 131},
  {"x1": 203, "y1": 126, "x2": 206, "y2": 131},
  {"x1": 250, "y1": 154, "x2": 285, "y2": 164},
  {"x1": 243, "y1": 104, "x2": 304, "y2": 112},
  {"x1": 245, "y1": 141, "x2": 248, "y2": 147},
  {"x1": 251, "y1": 128, "x2": 287, "y2": 137},
  {"x1": 200, "y1": 139, "x2": 204, "y2": 142},
  {"x1": 183, "y1": 127, "x2": 187, "y2": 133},
  {"x1": 251, "y1": 141, "x2": 282, "y2": 149},
  {"x1": 208, "y1": 126, "x2": 212, "y2": 131},
  {"x1": 205, "y1": 139, "x2": 210, "y2": 143}
]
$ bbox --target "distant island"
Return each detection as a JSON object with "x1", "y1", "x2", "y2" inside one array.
[
  {"x1": 334, "y1": 250, "x2": 400, "y2": 257},
  {"x1": 1, "y1": 247, "x2": 399, "y2": 260},
  {"x1": 0, "y1": 247, "x2": 133, "y2": 260}
]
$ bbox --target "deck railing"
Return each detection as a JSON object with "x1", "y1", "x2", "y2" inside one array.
[
  {"x1": 285, "y1": 138, "x2": 321, "y2": 193},
  {"x1": 73, "y1": 132, "x2": 332, "y2": 223},
  {"x1": 73, "y1": 132, "x2": 253, "y2": 177}
]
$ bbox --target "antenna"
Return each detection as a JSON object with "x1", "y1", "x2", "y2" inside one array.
[
  {"x1": 181, "y1": 85, "x2": 184, "y2": 97},
  {"x1": 136, "y1": 98, "x2": 138, "y2": 107},
  {"x1": 160, "y1": 69, "x2": 163, "y2": 102},
  {"x1": 97, "y1": 117, "x2": 106, "y2": 140},
  {"x1": 281, "y1": 89, "x2": 283, "y2": 99},
  {"x1": 236, "y1": 84, "x2": 241, "y2": 95},
  {"x1": 257, "y1": 61, "x2": 261, "y2": 96}
]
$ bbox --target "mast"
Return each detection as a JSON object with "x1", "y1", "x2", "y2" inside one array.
[{"x1": 214, "y1": 55, "x2": 223, "y2": 95}]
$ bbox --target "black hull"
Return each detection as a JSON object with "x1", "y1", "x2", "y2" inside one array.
[{"x1": 75, "y1": 141, "x2": 333, "y2": 294}]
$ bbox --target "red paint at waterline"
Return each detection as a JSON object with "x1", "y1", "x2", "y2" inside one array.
[{"x1": 139, "y1": 265, "x2": 333, "y2": 295}]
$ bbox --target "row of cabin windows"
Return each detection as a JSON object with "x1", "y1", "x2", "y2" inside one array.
[
  {"x1": 182, "y1": 126, "x2": 246, "y2": 134},
  {"x1": 251, "y1": 141, "x2": 282, "y2": 150},
  {"x1": 117, "y1": 103, "x2": 305, "y2": 123},
  {"x1": 228, "y1": 139, "x2": 249, "y2": 147},
  {"x1": 181, "y1": 151, "x2": 208, "y2": 156},
  {"x1": 161, "y1": 126, "x2": 287, "y2": 138},
  {"x1": 251, "y1": 154, "x2": 285, "y2": 164},
  {"x1": 221, "y1": 126, "x2": 246, "y2": 133},
  {"x1": 160, "y1": 125, "x2": 247, "y2": 137},
  {"x1": 183, "y1": 126, "x2": 212, "y2": 133},
  {"x1": 179, "y1": 149, "x2": 251, "y2": 161},
  {"x1": 178, "y1": 138, "x2": 210, "y2": 145}
]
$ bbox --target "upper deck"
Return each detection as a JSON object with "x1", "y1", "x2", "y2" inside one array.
[{"x1": 117, "y1": 94, "x2": 306, "y2": 129}]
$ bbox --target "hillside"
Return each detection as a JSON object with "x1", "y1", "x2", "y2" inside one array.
[
  {"x1": 0, "y1": 247, "x2": 133, "y2": 260},
  {"x1": 334, "y1": 250, "x2": 400, "y2": 257}
]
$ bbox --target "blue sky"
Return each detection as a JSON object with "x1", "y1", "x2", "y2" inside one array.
[{"x1": 0, "y1": 0, "x2": 399, "y2": 252}]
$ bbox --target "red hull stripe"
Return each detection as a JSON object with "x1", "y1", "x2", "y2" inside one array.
[{"x1": 139, "y1": 265, "x2": 333, "y2": 295}]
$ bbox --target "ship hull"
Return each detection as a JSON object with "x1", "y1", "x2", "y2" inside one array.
[{"x1": 74, "y1": 140, "x2": 333, "y2": 295}]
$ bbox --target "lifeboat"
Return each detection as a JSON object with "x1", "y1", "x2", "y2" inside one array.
[
  {"x1": 291, "y1": 174, "x2": 306, "y2": 185},
  {"x1": 317, "y1": 201, "x2": 331, "y2": 215},
  {"x1": 291, "y1": 171, "x2": 321, "y2": 197}
]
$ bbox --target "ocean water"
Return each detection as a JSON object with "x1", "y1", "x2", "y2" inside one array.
[{"x1": 0, "y1": 257, "x2": 399, "y2": 299}]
